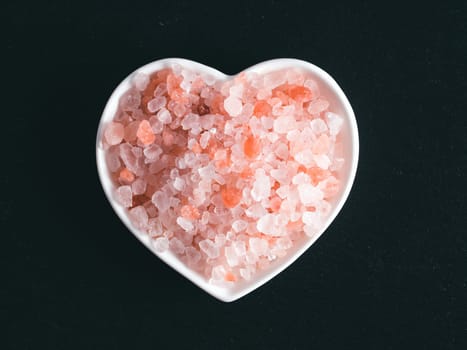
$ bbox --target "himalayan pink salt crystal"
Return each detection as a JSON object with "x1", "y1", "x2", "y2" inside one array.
[
  {"x1": 232, "y1": 220, "x2": 248, "y2": 233},
  {"x1": 310, "y1": 118, "x2": 328, "y2": 134},
  {"x1": 115, "y1": 185, "x2": 132, "y2": 208},
  {"x1": 257, "y1": 213, "x2": 284, "y2": 236},
  {"x1": 199, "y1": 239, "x2": 220, "y2": 259},
  {"x1": 233, "y1": 240, "x2": 246, "y2": 256},
  {"x1": 181, "y1": 113, "x2": 200, "y2": 131},
  {"x1": 224, "y1": 246, "x2": 239, "y2": 267},
  {"x1": 176, "y1": 217, "x2": 194, "y2": 232},
  {"x1": 308, "y1": 98, "x2": 330, "y2": 114},
  {"x1": 214, "y1": 234, "x2": 227, "y2": 247},
  {"x1": 148, "y1": 218, "x2": 163, "y2": 237},
  {"x1": 294, "y1": 149, "x2": 315, "y2": 168},
  {"x1": 210, "y1": 265, "x2": 227, "y2": 282},
  {"x1": 154, "y1": 83, "x2": 167, "y2": 97},
  {"x1": 240, "y1": 267, "x2": 252, "y2": 280},
  {"x1": 136, "y1": 120, "x2": 156, "y2": 145},
  {"x1": 147, "y1": 96, "x2": 166, "y2": 113},
  {"x1": 123, "y1": 121, "x2": 140, "y2": 142},
  {"x1": 276, "y1": 236, "x2": 293, "y2": 250},
  {"x1": 224, "y1": 96, "x2": 242, "y2": 117},
  {"x1": 326, "y1": 112, "x2": 344, "y2": 136},
  {"x1": 151, "y1": 190, "x2": 170, "y2": 212},
  {"x1": 119, "y1": 167, "x2": 135, "y2": 184},
  {"x1": 298, "y1": 184, "x2": 324, "y2": 205},
  {"x1": 249, "y1": 237, "x2": 268, "y2": 256},
  {"x1": 133, "y1": 72, "x2": 149, "y2": 91},
  {"x1": 173, "y1": 177, "x2": 185, "y2": 191},
  {"x1": 120, "y1": 90, "x2": 141, "y2": 111},
  {"x1": 314, "y1": 154, "x2": 331, "y2": 170},
  {"x1": 131, "y1": 178, "x2": 147, "y2": 195},
  {"x1": 104, "y1": 122, "x2": 124, "y2": 145},
  {"x1": 319, "y1": 176, "x2": 340, "y2": 199},
  {"x1": 251, "y1": 169, "x2": 271, "y2": 201},
  {"x1": 152, "y1": 236, "x2": 169, "y2": 253},
  {"x1": 129, "y1": 205, "x2": 148, "y2": 230},
  {"x1": 312, "y1": 134, "x2": 331, "y2": 155},
  {"x1": 143, "y1": 144, "x2": 162, "y2": 161},
  {"x1": 106, "y1": 148, "x2": 121, "y2": 172},
  {"x1": 273, "y1": 115, "x2": 296, "y2": 134},
  {"x1": 157, "y1": 108, "x2": 172, "y2": 124},
  {"x1": 185, "y1": 246, "x2": 201, "y2": 265},
  {"x1": 169, "y1": 237, "x2": 185, "y2": 255}
]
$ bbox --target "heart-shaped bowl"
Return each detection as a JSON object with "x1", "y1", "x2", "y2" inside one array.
[{"x1": 96, "y1": 58, "x2": 359, "y2": 302}]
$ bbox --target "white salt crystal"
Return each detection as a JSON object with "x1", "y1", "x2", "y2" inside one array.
[
  {"x1": 157, "y1": 108, "x2": 172, "y2": 124},
  {"x1": 173, "y1": 177, "x2": 185, "y2": 191},
  {"x1": 326, "y1": 112, "x2": 344, "y2": 136},
  {"x1": 298, "y1": 184, "x2": 324, "y2": 205},
  {"x1": 148, "y1": 218, "x2": 163, "y2": 237},
  {"x1": 224, "y1": 96, "x2": 242, "y2": 117},
  {"x1": 294, "y1": 149, "x2": 315, "y2": 168},
  {"x1": 152, "y1": 236, "x2": 169, "y2": 253},
  {"x1": 131, "y1": 178, "x2": 147, "y2": 195},
  {"x1": 251, "y1": 169, "x2": 271, "y2": 201},
  {"x1": 276, "y1": 236, "x2": 293, "y2": 250},
  {"x1": 310, "y1": 118, "x2": 328, "y2": 134},
  {"x1": 169, "y1": 237, "x2": 185, "y2": 255},
  {"x1": 225, "y1": 246, "x2": 239, "y2": 267},
  {"x1": 181, "y1": 113, "x2": 200, "y2": 130},
  {"x1": 233, "y1": 241, "x2": 246, "y2": 256},
  {"x1": 176, "y1": 217, "x2": 194, "y2": 231},
  {"x1": 143, "y1": 144, "x2": 162, "y2": 160},
  {"x1": 115, "y1": 186, "x2": 132, "y2": 208},
  {"x1": 274, "y1": 143, "x2": 289, "y2": 160},
  {"x1": 199, "y1": 239, "x2": 220, "y2": 259},
  {"x1": 129, "y1": 205, "x2": 148, "y2": 229},
  {"x1": 232, "y1": 220, "x2": 248, "y2": 233},
  {"x1": 273, "y1": 115, "x2": 296, "y2": 134},
  {"x1": 292, "y1": 173, "x2": 311, "y2": 185},
  {"x1": 133, "y1": 72, "x2": 149, "y2": 91},
  {"x1": 276, "y1": 185, "x2": 290, "y2": 199},
  {"x1": 249, "y1": 237, "x2": 268, "y2": 256},
  {"x1": 270, "y1": 168, "x2": 289, "y2": 184},
  {"x1": 151, "y1": 190, "x2": 170, "y2": 212},
  {"x1": 199, "y1": 131, "x2": 211, "y2": 149},
  {"x1": 314, "y1": 154, "x2": 331, "y2": 169},
  {"x1": 147, "y1": 96, "x2": 166, "y2": 113},
  {"x1": 240, "y1": 268, "x2": 252, "y2": 280},
  {"x1": 257, "y1": 214, "x2": 283, "y2": 236}
]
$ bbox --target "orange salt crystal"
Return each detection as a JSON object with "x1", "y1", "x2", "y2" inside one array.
[
  {"x1": 224, "y1": 271, "x2": 237, "y2": 282},
  {"x1": 191, "y1": 141, "x2": 202, "y2": 154},
  {"x1": 210, "y1": 94, "x2": 226, "y2": 115},
  {"x1": 307, "y1": 167, "x2": 331, "y2": 186},
  {"x1": 166, "y1": 73, "x2": 182, "y2": 95},
  {"x1": 180, "y1": 205, "x2": 200, "y2": 220},
  {"x1": 287, "y1": 85, "x2": 312, "y2": 102},
  {"x1": 269, "y1": 196, "x2": 282, "y2": 212},
  {"x1": 253, "y1": 100, "x2": 272, "y2": 116},
  {"x1": 243, "y1": 135, "x2": 261, "y2": 159},
  {"x1": 221, "y1": 185, "x2": 242, "y2": 208},
  {"x1": 286, "y1": 220, "x2": 303, "y2": 230},
  {"x1": 119, "y1": 168, "x2": 135, "y2": 184},
  {"x1": 239, "y1": 167, "x2": 253, "y2": 179},
  {"x1": 136, "y1": 120, "x2": 156, "y2": 145}
]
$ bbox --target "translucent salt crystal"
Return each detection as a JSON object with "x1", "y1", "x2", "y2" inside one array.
[
  {"x1": 152, "y1": 236, "x2": 169, "y2": 253},
  {"x1": 298, "y1": 184, "x2": 324, "y2": 205},
  {"x1": 286, "y1": 69, "x2": 305, "y2": 85},
  {"x1": 143, "y1": 144, "x2": 162, "y2": 161},
  {"x1": 224, "y1": 96, "x2": 242, "y2": 117},
  {"x1": 245, "y1": 203, "x2": 268, "y2": 218},
  {"x1": 214, "y1": 234, "x2": 226, "y2": 247},
  {"x1": 261, "y1": 116, "x2": 274, "y2": 130},
  {"x1": 169, "y1": 237, "x2": 185, "y2": 255},
  {"x1": 326, "y1": 112, "x2": 344, "y2": 136},
  {"x1": 233, "y1": 241, "x2": 246, "y2": 256},
  {"x1": 154, "y1": 83, "x2": 167, "y2": 97},
  {"x1": 148, "y1": 218, "x2": 163, "y2": 237},
  {"x1": 229, "y1": 84, "x2": 244, "y2": 98},
  {"x1": 131, "y1": 178, "x2": 147, "y2": 195},
  {"x1": 157, "y1": 108, "x2": 172, "y2": 124},
  {"x1": 275, "y1": 185, "x2": 289, "y2": 199},
  {"x1": 181, "y1": 113, "x2": 200, "y2": 130},
  {"x1": 310, "y1": 118, "x2": 328, "y2": 134},
  {"x1": 249, "y1": 237, "x2": 268, "y2": 256},
  {"x1": 106, "y1": 150, "x2": 121, "y2": 172},
  {"x1": 270, "y1": 168, "x2": 289, "y2": 184},
  {"x1": 294, "y1": 149, "x2": 315, "y2": 168},
  {"x1": 225, "y1": 246, "x2": 239, "y2": 267},
  {"x1": 257, "y1": 214, "x2": 283, "y2": 236},
  {"x1": 131, "y1": 146, "x2": 143, "y2": 158},
  {"x1": 276, "y1": 236, "x2": 293, "y2": 250},
  {"x1": 240, "y1": 268, "x2": 251, "y2": 280},
  {"x1": 132, "y1": 109, "x2": 145, "y2": 120},
  {"x1": 185, "y1": 246, "x2": 201, "y2": 265},
  {"x1": 232, "y1": 220, "x2": 248, "y2": 233},
  {"x1": 264, "y1": 71, "x2": 286, "y2": 89},
  {"x1": 199, "y1": 131, "x2": 211, "y2": 149},
  {"x1": 115, "y1": 186, "x2": 132, "y2": 208},
  {"x1": 314, "y1": 154, "x2": 331, "y2": 169},
  {"x1": 199, "y1": 239, "x2": 220, "y2": 259},
  {"x1": 176, "y1": 217, "x2": 194, "y2": 231},
  {"x1": 147, "y1": 96, "x2": 166, "y2": 113},
  {"x1": 304, "y1": 224, "x2": 319, "y2": 237},
  {"x1": 308, "y1": 99, "x2": 330, "y2": 114},
  {"x1": 151, "y1": 190, "x2": 170, "y2": 212},
  {"x1": 104, "y1": 122, "x2": 124, "y2": 145},
  {"x1": 273, "y1": 143, "x2": 289, "y2": 160},
  {"x1": 273, "y1": 115, "x2": 296, "y2": 134},
  {"x1": 173, "y1": 177, "x2": 185, "y2": 191},
  {"x1": 133, "y1": 72, "x2": 149, "y2": 91},
  {"x1": 129, "y1": 205, "x2": 148, "y2": 230},
  {"x1": 302, "y1": 211, "x2": 317, "y2": 226},
  {"x1": 251, "y1": 169, "x2": 271, "y2": 201},
  {"x1": 211, "y1": 265, "x2": 226, "y2": 281},
  {"x1": 292, "y1": 173, "x2": 311, "y2": 185},
  {"x1": 120, "y1": 90, "x2": 141, "y2": 111}
]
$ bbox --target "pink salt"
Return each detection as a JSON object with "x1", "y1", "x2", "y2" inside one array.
[{"x1": 103, "y1": 65, "x2": 345, "y2": 284}]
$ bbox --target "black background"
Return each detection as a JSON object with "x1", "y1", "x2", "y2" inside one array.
[{"x1": 3, "y1": 1, "x2": 467, "y2": 349}]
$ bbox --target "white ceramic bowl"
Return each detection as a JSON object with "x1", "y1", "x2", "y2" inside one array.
[{"x1": 96, "y1": 58, "x2": 359, "y2": 302}]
